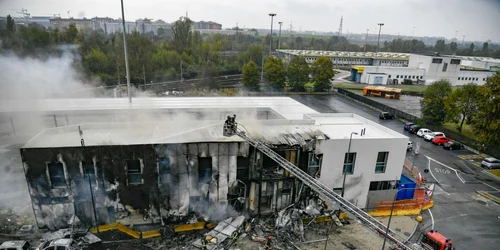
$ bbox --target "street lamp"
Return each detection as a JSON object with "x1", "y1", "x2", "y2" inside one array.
[
  {"x1": 341, "y1": 132, "x2": 358, "y2": 198},
  {"x1": 381, "y1": 186, "x2": 429, "y2": 250},
  {"x1": 278, "y1": 21, "x2": 283, "y2": 51},
  {"x1": 268, "y1": 13, "x2": 276, "y2": 55},
  {"x1": 120, "y1": 0, "x2": 132, "y2": 103},
  {"x1": 364, "y1": 29, "x2": 369, "y2": 52},
  {"x1": 377, "y1": 23, "x2": 384, "y2": 53}
]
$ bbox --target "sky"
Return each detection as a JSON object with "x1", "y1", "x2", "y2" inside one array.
[{"x1": 1, "y1": 0, "x2": 499, "y2": 42}]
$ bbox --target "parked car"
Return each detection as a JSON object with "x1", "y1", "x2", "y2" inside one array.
[
  {"x1": 38, "y1": 239, "x2": 81, "y2": 250},
  {"x1": 432, "y1": 136, "x2": 452, "y2": 145},
  {"x1": 404, "y1": 122, "x2": 415, "y2": 131},
  {"x1": 409, "y1": 124, "x2": 422, "y2": 134},
  {"x1": 443, "y1": 141, "x2": 465, "y2": 150},
  {"x1": 424, "y1": 132, "x2": 445, "y2": 141},
  {"x1": 417, "y1": 128, "x2": 433, "y2": 137},
  {"x1": 0, "y1": 241, "x2": 30, "y2": 250},
  {"x1": 481, "y1": 158, "x2": 500, "y2": 169},
  {"x1": 379, "y1": 112, "x2": 395, "y2": 120},
  {"x1": 407, "y1": 141, "x2": 413, "y2": 151}
]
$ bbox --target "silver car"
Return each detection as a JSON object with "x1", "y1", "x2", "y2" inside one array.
[{"x1": 481, "y1": 157, "x2": 500, "y2": 169}]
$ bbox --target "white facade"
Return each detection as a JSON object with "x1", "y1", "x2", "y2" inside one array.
[
  {"x1": 357, "y1": 54, "x2": 494, "y2": 86},
  {"x1": 194, "y1": 29, "x2": 257, "y2": 36}
]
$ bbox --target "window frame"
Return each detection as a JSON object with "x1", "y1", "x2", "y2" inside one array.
[
  {"x1": 375, "y1": 152, "x2": 389, "y2": 173},
  {"x1": 432, "y1": 58, "x2": 443, "y2": 64},
  {"x1": 307, "y1": 153, "x2": 323, "y2": 177},
  {"x1": 450, "y1": 59, "x2": 460, "y2": 64},
  {"x1": 47, "y1": 162, "x2": 67, "y2": 188},
  {"x1": 126, "y1": 159, "x2": 143, "y2": 185},
  {"x1": 442, "y1": 62, "x2": 448, "y2": 72},
  {"x1": 343, "y1": 152, "x2": 356, "y2": 175}
]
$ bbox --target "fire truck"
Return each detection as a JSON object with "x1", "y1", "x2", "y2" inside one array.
[{"x1": 418, "y1": 230, "x2": 454, "y2": 250}]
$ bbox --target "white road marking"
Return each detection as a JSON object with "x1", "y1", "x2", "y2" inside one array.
[
  {"x1": 428, "y1": 208, "x2": 435, "y2": 230},
  {"x1": 481, "y1": 182, "x2": 500, "y2": 192},
  {"x1": 427, "y1": 158, "x2": 441, "y2": 184},
  {"x1": 426, "y1": 156, "x2": 464, "y2": 183}
]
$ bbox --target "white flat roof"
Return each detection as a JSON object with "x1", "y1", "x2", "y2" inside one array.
[
  {"x1": 23, "y1": 113, "x2": 407, "y2": 148},
  {"x1": 0, "y1": 97, "x2": 318, "y2": 120}
]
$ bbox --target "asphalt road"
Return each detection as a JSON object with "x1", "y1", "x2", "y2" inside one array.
[{"x1": 290, "y1": 94, "x2": 500, "y2": 250}]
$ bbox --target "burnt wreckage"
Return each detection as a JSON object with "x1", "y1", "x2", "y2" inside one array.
[{"x1": 20, "y1": 122, "x2": 327, "y2": 230}]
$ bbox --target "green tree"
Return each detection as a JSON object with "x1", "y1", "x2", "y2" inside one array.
[
  {"x1": 83, "y1": 48, "x2": 108, "y2": 74},
  {"x1": 287, "y1": 56, "x2": 310, "y2": 91},
  {"x1": 445, "y1": 83, "x2": 480, "y2": 132},
  {"x1": 62, "y1": 24, "x2": 79, "y2": 43},
  {"x1": 311, "y1": 56, "x2": 335, "y2": 92},
  {"x1": 434, "y1": 39, "x2": 446, "y2": 52},
  {"x1": 481, "y1": 42, "x2": 489, "y2": 56},
  {"x1": 449, "y1": 42, "x2": 458, "y2": 52},
  {"x1": 420, "y1": 80, "x2": 452, "y2": 125},
  {"x1": 263, "y1": 56, "x2": 286, "y2": 90},
  {"x1": 469, "y1": 43, "x2": 475, "y2": 52},
  {"x1": 471, "y1": 73, "x2": 500, "y2": 146},
  {"x1": 242, "y1": 60, "x2": 260, "y2": 91},
  {"x1": 6, "y1": 15, "x2": 15, "y2": 32},
  {"x1": 171, "y1": 17, "x2": 193, "y2": 54}
]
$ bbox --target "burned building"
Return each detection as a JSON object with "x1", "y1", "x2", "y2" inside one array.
[{"x1": 15, "y1": 98, "x2": 408, "y2": 230}]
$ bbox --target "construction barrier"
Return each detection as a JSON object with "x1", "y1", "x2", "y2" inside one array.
[{"x1": 90, "y1": 222, "x2": 159, "y2": 239}]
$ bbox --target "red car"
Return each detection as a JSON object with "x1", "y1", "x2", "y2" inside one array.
[{"x1": 432, "y1": 136, "x2": 451, "y2": 145}]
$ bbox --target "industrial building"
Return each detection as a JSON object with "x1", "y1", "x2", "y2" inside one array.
[
  {"x1": 350, "y1": 53, "x2": 495, "y2": 86},
  {"x1": 278, "y1": 49, "x2": 410, "y2": 67},
  {"x1": 10, "y1": 97, "x2": 408, "y2": 230}
]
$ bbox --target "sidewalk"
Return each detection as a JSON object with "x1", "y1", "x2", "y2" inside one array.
[{"x1": 377, "y1": 216, "x2": 418, "y2": 243}]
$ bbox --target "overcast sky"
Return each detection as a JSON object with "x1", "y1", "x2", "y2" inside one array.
[{"x1": 1, "y1": 0, "x2": 499, "y2": 42}]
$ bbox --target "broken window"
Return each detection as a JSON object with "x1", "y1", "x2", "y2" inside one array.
[
  {"x1": 82, "y1": 161, "x2": 98, "y2": 187},
  {"x1": 375, "y1": 152, "x2": 389, "y2": 173},
  {"x1": 343, "y1": 153, "x2": 356, "y2": 175},
  {"x1": 237, "y1": 156, "x2": 249, "y2": 180},
  {"x1": 198, "y1": 157, "x2": 212, "y2": 184},
  {"x1": 307, "y1": 153, "x2": 322, "y2": 177},
  {"x1": 126, "y1": 160, "x2": 142, "y2": 185},
  {"x1": 158, "y1": 157, "x2": 170, "y2": 184},
  {"x1": 48, "y1": 162, "x2": 66, "y2": 188}
]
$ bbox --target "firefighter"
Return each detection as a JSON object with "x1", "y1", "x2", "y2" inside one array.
[
  {"x1": 231, "y1": 231, "x2": 239, "y2": 243},
  {"x1": 264, "y1": 235, "x2": 272, "y2": 250},
  {"x1": 201, "y1": 238, "x2": 208, "y2": 250}
]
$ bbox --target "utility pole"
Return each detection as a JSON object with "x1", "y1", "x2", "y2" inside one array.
[
  {"x1": 278, "y1": 22, "x2": 283, "y2": 51},
  {"x1": 180, "y1": 60, "x2": 184, "y2": 83},
  {"x1": 338, "y1": 16, "x2": 343, "y2": 37},
  {"x1": 143, "y1": 64, "x2": 146, "y2": 85},
  {"x1": 268, "y1": 13, "x2": 276, "y2": 56},
  {"x1": 120, "y1": 0, "x2": 132, "y2": 103},
  {"x1": 364, "y1": 29, "x2": 369, "y2": 52},
  {"x1": 377, "y1": 23, "x2": 384, "y2": 53}
]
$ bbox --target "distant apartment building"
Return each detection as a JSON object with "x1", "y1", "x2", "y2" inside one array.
[
  {"x1": 193, "y1": 21, "x2": 222, "y2": 30},
  {"x1": 13, "y1": 16, "x2": 51, "y2": 29},
  {"x1": 194, "y1": 29, "x2": 257, "y2": 36},
  {"x1": 50, "y1": 17, "x2": 93, "y2": 30},
  {"x1": 96, "y1": 19, "x2": 170, "y2": 35},
  {"x1": 90, "y1": 17, "x2": 114, "y2": 31}
]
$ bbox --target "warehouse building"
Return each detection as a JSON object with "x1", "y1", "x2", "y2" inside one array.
[
  {"x1": 13, "y1": 97, "x2": 408, "y2": 229},
  {"x1": 351, "y1": 53, "x2": 495, "y2": 86},
  {"x1": 278, "y1": 49, "x2": 410, "y2": 67}
]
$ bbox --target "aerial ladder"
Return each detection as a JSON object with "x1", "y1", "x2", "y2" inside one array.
[{"x1": 223, "y1": 115, "x2": 413, "y2": 250}]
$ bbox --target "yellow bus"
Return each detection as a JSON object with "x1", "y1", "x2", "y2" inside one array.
[{"x1": 362, "y1": 86, "x2": 402, "y2": 100}]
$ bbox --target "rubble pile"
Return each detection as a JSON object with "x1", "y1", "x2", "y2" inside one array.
[{"x1": 0, "y1": 207, "x2": 35, "y2": 234}]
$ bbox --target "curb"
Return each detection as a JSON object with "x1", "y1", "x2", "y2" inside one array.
[
  {"x1": 476, "y1": 191, "x2": 500, "y2": 204},
  {"x1": 405, "y1": 219, "x2": 420, "y2": 244}
]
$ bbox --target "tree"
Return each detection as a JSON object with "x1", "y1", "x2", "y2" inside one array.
[
  {"x1": 434, "y1": 39, "x2": 446, "y2": 52},
  {"x1": 420, "y1": 80, "x2": 452, "y2": 125},
  {"x1": 471, "y1": 73, "x2": 500, "y2": 146},
  {"x1": 263, "y1": 56, "x2": 286, "y2": 90},
  {"x1": 449, "y1": 42, "x2": 458, "y2": 52},
  {"x1": 6, "y1": 15, "x2": 15, "y2": 32},
  {"x1": 311, "y1": 56, "x2": 335, "y2": 92},
  {"x1": 62, "y1": 24, "x2": 79, "y2": 43},
  {"x1": 171, "y1": 17, "x2": 193, "y2": 53},
  {"x1": 83, "y1": 48, "x2": 108, "y2": 74},
  {"x1": 242, "y1": 60, "x2": 260, "y2": 91},
  {"x1": 445, "y1": 83, "x2": 480, "y2": 132},
  {"x1": 469, "y1": 43, "x2": 475, "y2": 52},
  {"x1": 482, "y1": 42, "x2": 489, "y2": 56},
  {"x1": 287, "y1": 56, "x2": 310, "y2": 91}
]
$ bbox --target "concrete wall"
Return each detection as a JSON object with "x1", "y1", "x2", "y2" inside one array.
[
  {"x1": 21, "y1": 142, "x2": 250, "y2": 229},
  {"x1": 455, "y1": 71, "x2": 494, "y2": 86},
  {"x1": 316, "y1": 137, "x2": 407, "y2": 208}
]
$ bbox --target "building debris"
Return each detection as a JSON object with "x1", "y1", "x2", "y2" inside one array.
[
  {"x1": 191, "y1": 215, "x2": 245, "y2": 249},
  {"x1": 82, "y1": 232, "x2": 101, "y2": 244}
]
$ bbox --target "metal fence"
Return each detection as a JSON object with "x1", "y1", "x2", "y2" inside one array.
[{"x1": 337, "y1": 88, "x2": 500, "y2": 158}]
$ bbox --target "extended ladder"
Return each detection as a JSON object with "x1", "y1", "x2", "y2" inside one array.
[{"x1": 224, "y1": 119, "x2": 412, "y2": 249}]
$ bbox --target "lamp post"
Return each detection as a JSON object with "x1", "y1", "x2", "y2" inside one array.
[
  {"x1": 268, "y1": 13, "x2": 276, "y2": 55},
  {"x1": 278, "y1": 21, "x2": 283, "y2": 51},
  {"x1": 377, "y1": 23, "x2": 384, "y2": 53},
  {"x1": 341, "y1": 132, "x2": 358, "y2": 198},
  {"x1": 381, "y1": 186, "x2": 429, "y2": 250},
  {"x1": 120, "y1": 0, "x2": 132, "y2": 103},
  {"x1": 364, "y1": 29, "x2": 369, "y2": 52}
]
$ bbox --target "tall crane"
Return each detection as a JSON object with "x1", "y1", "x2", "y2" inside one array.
[{"x1": 222, "y1": 115, "x2": 414, "y2": 250}]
